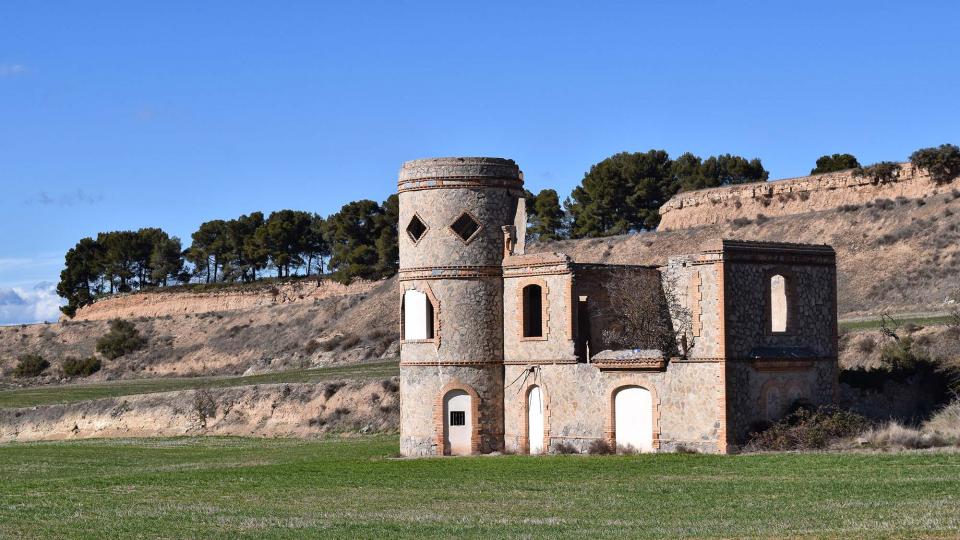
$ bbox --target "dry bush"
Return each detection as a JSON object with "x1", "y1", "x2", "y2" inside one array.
[
  {"x1": 193, "y1": 389, "x2": 218, "y2": 428},
  {"x1": 860, "y1": 421, "x2": 951, "y2": 450},
  {"x1": 323, "y1": 381, "x2": 346, "y2": 400},
  {"x1": 857, "y1": 335, "x2": 877, "y2": 354},
  {"x1": 304, "y1": 339, "x2": 321, "y2": 354},
  {"x1": 924, "y1": 400, "x2": 960, "y2": 442},
  {"x1": 552, "y1": 442, "x2": 578, "y2": 454},
  {"x1": 380, "y1": 379, "x2": 399, "y2": 393},
  {"x1": 745, "y1": 405, "x2": 871, "y2": 451},
  {"x1": 588, "y1": 439, "x2": 615, "y2": 455}
]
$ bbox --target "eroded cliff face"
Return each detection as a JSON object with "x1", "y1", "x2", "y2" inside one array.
[
  {"x1": 658, "y1": 163, "x2": 944, "y2": 231},
  {"x1": 0, "y1": 379, "x2": 399, "y2": 442},
  {"x1": 71, "y1": 279, "x2": 379, "y2": 321}
]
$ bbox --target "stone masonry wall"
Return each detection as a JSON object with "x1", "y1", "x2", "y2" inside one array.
[
  {"x1": 503, "y1": 272, "x2": 577, "y2": 364},
  {"x1": 662, "y1": 256, "x2": 724, "y2": 359},
  {"x1": 503, "y1": 362, "x2": 724, "y2": 454},
  {"x1": 658, "y1": 163, "x2": 940, "y2": 231},
  {"x1": 724, "y1": 261, "x2": 837, "y2": 359},
  {"x1": 400, "y1": 365, "x2": 504, "y2": 456},
  {"x1": 726, "y1": 360, "x2": 837, "y2": 444}
]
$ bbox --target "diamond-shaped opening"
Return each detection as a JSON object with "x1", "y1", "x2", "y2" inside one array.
[
  {"x1": 451, "y1": 213, "x2": 481, "y2": 242},
  {"x1": 406, "y1": 215, "x2": 427, "y2": 243}
]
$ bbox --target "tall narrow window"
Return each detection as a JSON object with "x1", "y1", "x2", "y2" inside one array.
[
  {"x1": 403, "y1": 289, "x2": 434, "y2": 340},
  {"x1": 770, "y1": 274, "x2": 787, "y2": 333},
  {"x1": 522, "y1": 284, "x2": 543, "y2": 337}
]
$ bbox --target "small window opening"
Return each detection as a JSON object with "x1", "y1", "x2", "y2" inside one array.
[
  {"x1": 403, "y1": 289, "x2": 434, "y2": 340},
  {"x1": 451, "y1": 213, "x2": 481, "y2": 242},
  {"x1": 449, "y1": 411, "x2": 466, "y2": 426},
  {"x1": 406, "y1": 215, "x2": 427, "y2": 242},
  {"x1": 770, "y1": 274, "x2": 788, "y2": 333},
  {"x1": 576, "y1": 296, "x2": 591, "y2": 361},
  {"x1": 522, "y1": 284, "x2": 543, "y2": 337}
]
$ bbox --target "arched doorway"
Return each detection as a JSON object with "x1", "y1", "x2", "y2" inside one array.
[
  {"x1": 614, "y1": 386, "x2": 653, "y2": 452},
  {"x1": 527, "y1": 386, "x2": 544, "y2": 454},
  {"x1": 443, "y1": 389, "x2": 472, "y2": 455}
]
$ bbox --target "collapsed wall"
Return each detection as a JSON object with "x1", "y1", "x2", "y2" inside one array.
[
  {"x1": 658, "y1": 163, "x2": 944, "y2": 231},
  {"x1": 71, "y1": 278, "x2": 378, "y2": 321}
]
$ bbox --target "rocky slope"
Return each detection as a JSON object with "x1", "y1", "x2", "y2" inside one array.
[{"x1": 0, "y1": 377, "x2": 399, "y2": 442}]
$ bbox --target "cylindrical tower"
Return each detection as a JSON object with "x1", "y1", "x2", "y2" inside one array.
[{"x1": 397, "y1": 157, "x2": 523, "y2": 456}]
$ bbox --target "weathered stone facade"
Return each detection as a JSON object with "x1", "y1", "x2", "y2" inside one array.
[{"x1": 399, "y1": 157, "x2": 838, "y2": 456}]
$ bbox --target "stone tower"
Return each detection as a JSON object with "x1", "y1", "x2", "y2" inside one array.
[{"x1": 397, "y1": 157, "x2": 524, "y2": 456}]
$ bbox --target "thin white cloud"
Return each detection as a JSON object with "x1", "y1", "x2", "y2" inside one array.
[
  {"x1": 0, "y1": 64, "x2": 26, "y2": 77},
  {"x1": 26, "y1": 189, "x2": 104, "y2": 207},
  {"x1": 0, "y1": 282, "x2": 64, "y2": 325}
]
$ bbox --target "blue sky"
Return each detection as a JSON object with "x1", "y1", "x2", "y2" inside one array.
[{"x1": 1, "y1": 1, "x2": 958, "y2": 324}]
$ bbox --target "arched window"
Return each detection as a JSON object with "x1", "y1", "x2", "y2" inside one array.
[
  {"x1": 403, "y1": 289, "x2": 434, "y2": 340},
  {"x1": 770, "y1": 274, "x2": 788, "y2": 333},
  {"x1": 522, "y1": 284, "x2": 543, "y2": 337}
]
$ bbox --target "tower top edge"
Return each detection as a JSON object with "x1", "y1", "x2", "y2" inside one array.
[{"x1": 399, "y1": 157, "x2": 522, "y2": 183}]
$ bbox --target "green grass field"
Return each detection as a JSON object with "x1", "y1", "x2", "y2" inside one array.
[
  {"x1": 1, "y1": 436, "x2": 958, "y2": 539},
  {"x1": 838, "y1": 314, "x2": 955, "y2": 331},
  {"x1": 0, "y1": 360, "x2": 399, "y2": 409}
]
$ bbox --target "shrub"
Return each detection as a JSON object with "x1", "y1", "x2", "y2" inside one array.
[
  {"x1": 755, "y1": 213, "x2": 769, "y2": 224},
  {"x1": 924, "y1": 400, "x2": 960, "y2": 443},
  {"x1": 861, "y1": 421, "x2": 952, "y2": 449},
  {"x1": 854, "y1": 162, "x2": 901, "y2": 185},
  {"x1": 62, "y1": 356, "x2": 101, "y2": 377},
  {"x1": 323, "y1": 381, "x2": 346, "y2": 400},
  {"x1": 194, "y1": 389, "x2": 218, "y2": 427},
  {"x1": 96, "y1": 319, "x2": 147, "y2": 360},
  {"x1": 552, "y1": 442, "x2": 578, "y2": 454},
  {"x1": 304, "y1": 339, "x2": 321, "y2": 354},
  {"x1": 380, "y1": 379, "x2": 399, "y2": 393},
  {"x1": 745, "y1": 405, "x2": 871, "y2": 451},
  {"x1": 588, "y1": 439, "x2": 615, "y2": 455},
  {"x1": 910, "y1": 143, "x2": 960, "y2": 185},
  {"x1": 730, "y1": 217, "x2": 752, "y2": 228},
  {"x1": 338, "y1": 334, "x2": 361, "y2": 350},
  {"x1": 857, "y1": 335, "x2": 877, "y2": 354},
  {"x1": 879, "y1": 336, "x2": 931, "y2": 372},
  {"x1": 839, "y1": 204, "x2": 860, "y2": 212},
  {"x1": 13, "y1": 354, "x2": 49, "y2": 377},
  {"x1": 811, "y1": 153, "x2": 860, "y2": 175}
]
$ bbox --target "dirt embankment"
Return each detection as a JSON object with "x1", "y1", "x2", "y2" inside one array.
[
  {"x1": 657, "y1": 163, "x2": 943, "y2": 230},
  {"x1": 72, "y1": 278, "x2": 379, "y2": 321},
  {"x1": 0, "y1": 277, "x2": 400, "y2": 379},
  {"x1": 0, "y1": 378, "x2": 400, "y2": 443}
]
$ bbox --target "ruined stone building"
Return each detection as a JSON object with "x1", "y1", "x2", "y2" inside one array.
[{"x1": 398, "y1": 157, "x2": 838, "y2": 456}]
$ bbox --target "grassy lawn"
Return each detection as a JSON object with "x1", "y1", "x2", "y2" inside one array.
[
  {"x1": 1, "y1": 436, "x2": 958, "y2": 539},
  {"x1": 838, "y1": 314, "x2": 955, "y2": 331},
  {"x1": 0, "y1": 360, "x2": 399, "y2": 409}
]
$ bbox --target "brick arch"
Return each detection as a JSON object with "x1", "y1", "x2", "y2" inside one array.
[
  {"x1": 604, "y1": 381, "x2": 661, "y2": 450},
  {"x1": 520, "y1": 383, "x2": 551, "y2": 454},
  {"x1": 434, "y1": 380, "x2": 481, "y2": 456}
]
